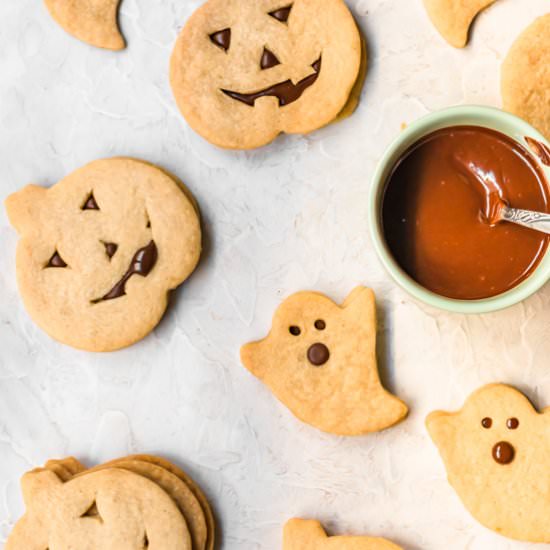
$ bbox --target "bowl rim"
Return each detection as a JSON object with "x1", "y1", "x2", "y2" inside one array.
[{"x1": 368, "y1": 105, "x2": 550, "y2": 314}]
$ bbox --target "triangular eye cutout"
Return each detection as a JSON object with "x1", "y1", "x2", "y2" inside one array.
[
  {"x1": 80, "y1": 501, "x2": 102, "y2": 521},
  {"x1": 46, "y1": 250, "x2": 68, "y2": 268},
  {"x1": 269, "y1": 5, "x2": 292, "y2": 23},
  {"x1": 210, "y1": 28, "x2": 231, "y2": 51},
  {"x1": 261, "y1": 47, "x2": 281, "y2": 69},
  {"x1": 82, "y1": 193, "x2": 100, "y2": 211}
]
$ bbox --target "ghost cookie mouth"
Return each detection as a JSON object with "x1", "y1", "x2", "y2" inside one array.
[
  {"x1": 221, "y1": 57, "x2": 322, "y2": 107},
  {"x1": 92, "y1": 240, "x2": 158, "y2": 304}
]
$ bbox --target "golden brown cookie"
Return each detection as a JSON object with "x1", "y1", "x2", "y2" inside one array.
[
  {"x1": 127, "y1": 454, "x2": 216, "y2": 550},
  {"x1": 170, "y1": 0, "x2": 364, "y2": 149},
  {"x1": 84, "y1": 458, "x2": 208, "y2": 550},
  {"x1": 241, "y1": 287, "x2": 408, "y2": 435},
  {"x1": 6, "y1": 468, "x2": 192, "y2": 549},
  {"x1": 44, "y1": 0, "x2": 125, "y2": 50},
  {"x1": 283, "y1": 519, "x2": 403, "y2": 550},
  {"x1": 427, "y1": 384, "x2": 550, "y2": 543},
  {"x1": 423, "y1": 0, "x2": 496, "y2": 48},
  {"x1": 5, "y1": 158, "x2": 202, "y2": 352},
  {"x1": 502, "y1": 14, "x2": 550, "y2": 141}
]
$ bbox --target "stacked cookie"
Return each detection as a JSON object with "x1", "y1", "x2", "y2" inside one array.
[{"x1": 6, "y1": 455, "x2": 215, "y2": 550}]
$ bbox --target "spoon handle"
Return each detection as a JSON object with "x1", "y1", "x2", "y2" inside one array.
[{"x1": 501, "y1": 207, "x2": 550, "y2": 235}]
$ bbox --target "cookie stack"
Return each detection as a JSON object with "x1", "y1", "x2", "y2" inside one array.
[{"x1": 6, "y1": 455, "x2": 215, "y2": 550}]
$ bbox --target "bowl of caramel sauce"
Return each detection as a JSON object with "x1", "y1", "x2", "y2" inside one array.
[{"x1": 369, "y1": 106, "x2": 550, "y2": 313}]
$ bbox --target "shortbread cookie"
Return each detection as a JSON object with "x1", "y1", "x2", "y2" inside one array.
[
  {"x1": 502, "y1": 14, "x2": 550, "y2": 140},
  {"x1": 44, "y1": 0, "x2": 125, "y2": 50},
  {"x1": 170, "y1": 0, "x2": 364, "y2": 149},
  {"x1": 126, "y1": 454, "x2": 216, "y2": 550},
  {"x1": 427, "y1": 384, "x2": 550, "y2": 543},
  {"x1": 423, "y1": 0, "x2": 496, "y2": 48},
  {"x1": 5, "y1": 158, "x2": 202, "y2": 352},
  {"x1": 85, "y1": 458, "x2": 208, "y2": 550},
  {"x1": 6, "y1": 468, "x2": 192, "y2": 549},
  {"x1": 241, "y1": 287, "x2": 408, "y2": 435},
  {"x1": 284, "y1": 519, "x2": 403, "y2": 550}
]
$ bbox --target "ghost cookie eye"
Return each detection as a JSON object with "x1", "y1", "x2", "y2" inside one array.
[
  {"x1": 46, "y1": 250, "x2": 68, "y2": 269},
  {"x1": 268, "y1": 5, "x2": 293, "y2": 23},
  {"x1": 82, "y1": 192, "x2": 100, "y2": 211},
  {"x1": 507, "y1": 417, "x2": 520, "y2": 429},
  {"x1": 481, "y1": 417, "x2": 492, "y2": 429},
  {"x1": 209, "y1": 28, "x2": 231, "y2": 51},
  {"x1": 289, "y1": 325, "x2": 301, "y2": 336},
  {"x1": 314, "y1": 319, "x2": 326, "y2": 330}
]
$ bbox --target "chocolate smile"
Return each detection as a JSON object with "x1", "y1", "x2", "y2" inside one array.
[
  {"x1": 92, "y1": 240, "x2": 158, "y2": 303},
  {"x1": 222, "y1": 57, "x2": 322, "y2": 107}
]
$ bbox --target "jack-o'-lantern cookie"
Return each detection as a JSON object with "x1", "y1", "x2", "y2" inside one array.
[
  {"x1": 423, "y1": 0, "x2": 497, "y2": 48},
  {"x1": 284, "y1": 519, "x2": 403, "y2": 550},
  {"x1": 6, "y1": 468, "x2": 192, "y2": 550},
  {"x1": 427, "y1": 384, "x2": 550, "y2": 543},
  {"x1": 241, "y1": 287, "x2": 408, "y2": 435},
  {"x1": 502, "y1": 14, "x2": 550, "y2": 141},
  {"x1": 5, "y1": 158, "x2": 201, "y2": 352},
  {"x1": 170, "y1": 0, "x2": 365, "y2": 149},
  {"x1": 44, "y1": 0, "x2": 125, "y2": 50}
]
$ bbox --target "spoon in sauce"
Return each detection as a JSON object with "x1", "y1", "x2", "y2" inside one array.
[{"x1": 455, "y1": 157, "x2": 550, "y2": 235}]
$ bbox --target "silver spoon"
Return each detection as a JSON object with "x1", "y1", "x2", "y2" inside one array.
[
  {"x1": 498, "y1": 206, "x2": 550, "y2": 234},
  {"x1": 456, "y1": 157, "x2": 550, "y2": 235}
]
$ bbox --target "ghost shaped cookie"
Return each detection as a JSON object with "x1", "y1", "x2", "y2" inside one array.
[
  {"x1": 502, "y1": 14, "x2": 550, "y2": 142},
  {"x1": 283, "y1": 519, "x2": 403, "y2": 550},
  {"x1": 241, "y1": 287, "x2": 408, "y2": 435},
  {"x1": 170, "y1": 0, "x2": 365, "y2": 149},
  {"x1": 44, "y1": 0, "x2": 125, "y2": 50},
  {"x1": 6, "y1": 468, "x2": 192, "y2": 550},
  {"x1": 427, "y1": 384, "x2": 550, "y2": 543},
  {"x1": 5, "y1": 158, "x2": 201, "y2": 352},
  {"x1": 423, "y1": 0, "x2": 497, "y2": 48}
]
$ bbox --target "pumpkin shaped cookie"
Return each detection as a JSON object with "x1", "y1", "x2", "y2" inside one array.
[
  {"x1": 5, "y1": 158, "x2": 202, "y2": 351},
  {"x1": 6, "y1": 468, "x2": 192, "y2": 550},
  {"x1": 170, "y1": 0, "x2": 364, "y2": 149}
]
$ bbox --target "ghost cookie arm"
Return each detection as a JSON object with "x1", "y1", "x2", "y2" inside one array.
[
  {"x1": 283, "y1": 519, "x2": 327, "y2": 550},
  {"x1": 423, "y1": 0, "x2": 496, "y2": 48}
]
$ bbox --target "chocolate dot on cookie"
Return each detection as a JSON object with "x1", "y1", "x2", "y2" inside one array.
[
  {"x1": 314, "y1": 319, "x2": 326, "y2": 330},
  {"x1": 507, "y1": 417, "x2": 519, "y2": 429},
  {"x1": 209, "y1": 28, "x2": 231, "y2": 51},
  {"x1": 289, "y1": 326, "x2": 301, "y2": 336},
  {"x1": 481, "y1": 417, "x2": 492, "y2": 429},
  {"x1": 269, "y1": 5, "x2": 292, "y2": 23}
]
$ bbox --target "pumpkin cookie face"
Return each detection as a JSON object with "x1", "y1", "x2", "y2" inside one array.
[
  {"x1": 427, "y1": 384, "x2": 550, "y2": 543},
  {"x1": 5, "y1": 158, "x2": 201, "y2": 352},
  {"x1": 170, "y1": 0, "x2": 363, "y2": 149},
  {"x1": 241, "y1": 287, "x2": 408, "y2": 435},
  {"x1": 6, "y1": 468, "x2": 192, "y2": 550}
]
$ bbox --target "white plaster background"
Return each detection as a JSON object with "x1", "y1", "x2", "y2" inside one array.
[{"x1": 0, "y1": 0, "x2": 549, "y2": 548}]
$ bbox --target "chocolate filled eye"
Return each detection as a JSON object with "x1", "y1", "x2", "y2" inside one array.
[
  {"x1": 481, "y1": 417, "x2": 492, "y2": 429},
  {"x1": 46, "y1": 250, "x2": 68, "y2": 269},
  {"x1": 103, "y1": 242, "x2": 118, "y2": 260},
  {"x1": 82, "y1": 193, "x2": 100, "y2": 211},
  {"x1": 289, "y1": 326, "x2": 301, "y2": 336},
  {"x1": 269, "y1": 5, "x2": 292, "y2": 23},
  {"x1": 507, "y1": 417, "x2": 519, "y2": 429},
  {"x1": 210, "y1": 28, "x2": 231, "y2": 51},
  {"x1": 314, "y1": 319, "x2": 326, "y2": 330}
]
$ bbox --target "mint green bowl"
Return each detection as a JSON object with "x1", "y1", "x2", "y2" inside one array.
[{"x1": 368, "y1": 105, "x2": 550, "y2": 314}]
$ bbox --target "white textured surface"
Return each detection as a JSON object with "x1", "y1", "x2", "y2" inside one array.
[{"x1": 0, "y1": 0, "x2": 549, "y2": 548}]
